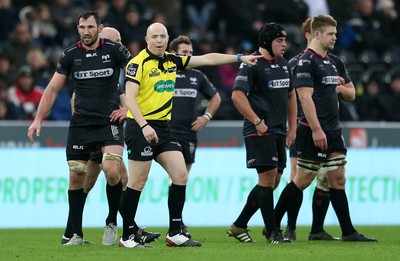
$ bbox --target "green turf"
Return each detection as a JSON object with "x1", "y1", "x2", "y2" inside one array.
[{"x1": 1, "y1": 226, "x2": 398, "y2": 261}]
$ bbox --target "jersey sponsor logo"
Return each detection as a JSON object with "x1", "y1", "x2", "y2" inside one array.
[
  {"x1": 74, "y1": 59, "x2": 82, "y2": 65},
  {"x1": 126, "y1": 63, "x2": 139, "y2": 77},
  {"x1": 296, "y1": 72, "x2": 311, "y2": 79},
  {"x1": 317, "y1": 152, "x2": 327, "y2": 158},
  {"x1": 271, "y1": 64, "x2": 280, "y2": 68},
  {"x1": 154, "y1": 80, "x2": 175, "y2": 92},
  {"x1": 73, "y1": 68, "x2": 114, "y2": 79},
  {"x1": 247, "y1": 158, "x2": 255, "y2": 165},
  {"x1": 272, "y1": 156, "x2": 278, "y2": 162},
  {"x1": 149, "y1": 68, "x2": 161, "y2": 77},
  {"x1": 141, "y1": 146, "x2": 153, "y2": 157},
  {"x1": 235, "y1": 75, "x2": 248, "y2": 82},
  {"x1": 173, "y1": 88, "x2": 197, "y2": 98},
  {"x1": 111, "y1": 125, "x2": 120, "y2": 140},
  {"x1": 86, "y1": 53, "x2": 97, "y2": 58},
  {"x1": 322, "y1": 76, "x2": 339, "y2": 85},
  {"x1": 268, "y1": 78, "x2": 290, "y2": 89},
  {"x1": 323, "y1": 60, "x2": 331, "y2": 64}
]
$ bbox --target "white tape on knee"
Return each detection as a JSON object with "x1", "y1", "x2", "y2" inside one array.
[
  {"x1": 102, "y1": 152, "x2": 122, "y2": 163},
  {"x1": 323, "y1": 154, "x2": 347, "y2": 172},
  {"x1": 316, "y1": 167, "x2": 330, "y2": 192},
  {"x1": 67, "y1": 160, "x2": 87, "y2": 173}
]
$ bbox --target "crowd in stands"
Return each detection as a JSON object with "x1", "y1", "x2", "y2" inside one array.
[{"x1": 0, "y1": 0, "x2": 399, "y2": 122}]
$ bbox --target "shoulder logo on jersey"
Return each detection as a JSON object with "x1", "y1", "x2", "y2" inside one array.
[
  {"x1": 271, "y1": 64, "x2": 280, "y2": 68},
  {"x1": 74, "y1": 59, "x2": 82, "y2": 65},
  {"x1": 102, "y1": 54, "x2": 111, "y2": 63},
  {"x1": 73, "y1": 68, "x2": 114, "y2": 79},
  {"x1": 268, "y1": 78, "x2": 290, "y2": 89},
  {"x1": 126, "y1": 63, "x2": 139, "y2": 77},
  {"x1": 298, "y1": 59, "x2": 311, "y2": 66},
  {"x1": 154, "y1": 80, "x2": 175, "y2": 92},
  {"x1": 149, "y1": 68, "x2": 161, "y2": 77},
  {"x1": 86, "y1": 53, "x2": 97, "y2": 58}
]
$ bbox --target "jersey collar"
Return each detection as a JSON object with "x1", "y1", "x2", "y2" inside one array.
[{"x1": 77, "y1": 38, "x2": 105, "y2": 52}]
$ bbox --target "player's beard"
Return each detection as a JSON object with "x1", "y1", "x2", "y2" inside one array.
[{"x1": 82, "y1": 33, "x2": 99, "y2": 48}]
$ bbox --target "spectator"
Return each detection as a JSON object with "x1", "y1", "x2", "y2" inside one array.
[
  {"x1": 355, "y1": 78, "x2": 388, "y2": 121},
  {"x1": 0, "y1": 53, "x2": 14, "y2": 87},
  {"x1": 0, "y1": 0, "x2": 19, "y2": 48},
  {"x1": 384, "y1": 74, "x2": 400, "y2": 121},
  {"x1": 1, "y1": 23, "x2": 39, "y2": 68},
  {"x1": 121, "y1": 4, "x2": 146, "y2": 56},
  {"x1": 0, "y1": 81, "x2": 18, "y2": 120},
  {"x1": 26, "y1": 48, "x2": 50, "y2": 87},
  {"x1": 183, "y1": 0, "x2": 217, "y2": 32},
  {"x1": 7, "y1": 65, "x2": 43, "y2": 120}
]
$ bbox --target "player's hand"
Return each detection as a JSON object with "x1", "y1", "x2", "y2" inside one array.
[
  {"x1": 256, "y1": 120, "x2": 268, "y2": 136},
  {"x1": 27, "y1": 121, "x2": 41, "y2": 144},
  {"x1": 241, "y1": 55, "x2": 263, "y2": 66},
  {"x1": 286, "y1": 128, "x2": 296, "y2": 148},
  {"x1": 110, "y1": 108, "x2": 128, "y2": 123},
  {"x1": 142, "y1": 124, "x2": 159, "y2": 143},
  {"x1": 312, "y1": 128, "x2": 327, "y2": 151},
  {"x1": 191, "y1": 116, "x2": 208, "y2": 132}
]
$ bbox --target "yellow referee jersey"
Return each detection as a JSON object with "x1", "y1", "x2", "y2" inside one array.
[{"x1": 125, "y1": 48, "x2": 190, "y2": 121}]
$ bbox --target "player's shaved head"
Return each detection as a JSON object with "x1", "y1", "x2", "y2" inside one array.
[{"x1": 100, "y1": 27, "x2": 121, "y2": 43}]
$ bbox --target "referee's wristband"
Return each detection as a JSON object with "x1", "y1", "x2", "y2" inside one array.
[
  {"x1": 141, "y1": 123, "x2": 149, "y2": 129},
  {"x1": 237, "y1": 53, "x2": 243, "y2": 62}
]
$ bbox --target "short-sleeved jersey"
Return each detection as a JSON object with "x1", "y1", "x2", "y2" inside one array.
[
  {"x1": 169, "y1": 69, "x2": 218, "y2": 138},
  {"x1": 233, "y1": 52, "x2": 293, "y2": 136},
  {"x1": 57, "y1": 38, "x2": 132, "y2": 125},
  {"x1": 293, "y1": 48, "x2": 347, "y2": 130},
  {"x1": 125, "y1": 48, "x2": 190, "y2": 121}
]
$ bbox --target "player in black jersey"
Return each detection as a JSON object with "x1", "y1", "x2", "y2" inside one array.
[
  {"x1": 168, "y1": 35, "x2": 221, "y2": 173},
  {"x1": 227, "y1": 23, "x2": 297, "y2": 244},
  {"x1": 277, "y1": 14, "x2": 377, "y2": 242},
  {"x1": 27, "y1": 11, "x2": 133, "y2": 245},
  {"x1": 274, "y1": 17, "x2": 344, "y2": 241},
  {"x1": 68, "y1": 27, "x2": 130, "y2": 246},
  {"x1": 120, "y1": 22, "x2": 261, "y2": 248},
  {"x1": 167, "y1": 35, "x2": 221, "y2": 239}
]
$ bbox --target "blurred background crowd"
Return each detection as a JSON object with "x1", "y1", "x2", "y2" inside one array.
[{"x1": 0, "y1": 0, "x2": 399, "y2": 122}]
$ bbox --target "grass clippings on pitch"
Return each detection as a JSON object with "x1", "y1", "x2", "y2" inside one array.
[{"x1": 1, "y1": 226, "x2": 399, "y2": 261}]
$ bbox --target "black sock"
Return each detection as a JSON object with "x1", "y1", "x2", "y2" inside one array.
[
  {"x1": 274, "y1": 182, "x2": 302, "y2": 230},
  {"x1": 310, "y1": 188, "x2": 330, "y2": 234},
  {"x1": 119, "y1": 190, "x2": 126, "y2": 218},
  {"x1": 168, "y1": 183, "x2": 186, "y2": 234},
  {"x1": 257, "y1": 185, "x2": 275, "y2": 237},
  {"x1": 286, "y1": 184, "x2": 303, "y2": 230},
  {"x1": 64, "y1": 189, "x2": 86, "y2": 238},
  {"x1": 122, "y1": 187, "x2": 141, "y2": 240},
  {"x1": 105, "y1": 181, "x2": 122, "y2": 226},
  {"x1": 234, "y1": 185, "x2": 259, "y2": 228},
  {"x1": 329, "y1": 188, "x2": 356, "y2": 236}
]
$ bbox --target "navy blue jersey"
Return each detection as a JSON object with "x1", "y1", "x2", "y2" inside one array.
[
  {"x1": 293, "y1": 48, "x2": 344, "y2": 130},
  {"x1": 233, "y1": 53, "x2": 293, "y2": 136},
  {"x1": 289, "y1": 52, "x2": 303, "y2": 120},
  {"x1": 169, "y1": 69, "x2": 217, "y2": 139},
  {"x1": 57, "y1": 38, "x2": 132, "y2": 125}
]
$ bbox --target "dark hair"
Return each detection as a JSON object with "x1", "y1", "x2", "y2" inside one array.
[
  {"x1": 169, "y1": 35, "x2": 192, "y2": 52},
  {"x1": 77, "y1": 10, "x2": 101, "y2": 26}
]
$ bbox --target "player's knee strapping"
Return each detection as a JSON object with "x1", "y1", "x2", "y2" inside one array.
[
  {"x1": 67, "y1": 160, "x2": 87, "y2": 173},
  {"x1": 322, "y1": 154, "x2": 347, "y2": 171},
  {"x1": 102, "y1": 152, "x2": 122, "y2": 163},
  {"x1": 297, "y1": 158, "x2": 321, "y2": 175}
]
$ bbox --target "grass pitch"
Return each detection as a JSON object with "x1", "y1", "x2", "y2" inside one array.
[{"x1": 1, "y1": 226, "x2": 398, "y2": 261}]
